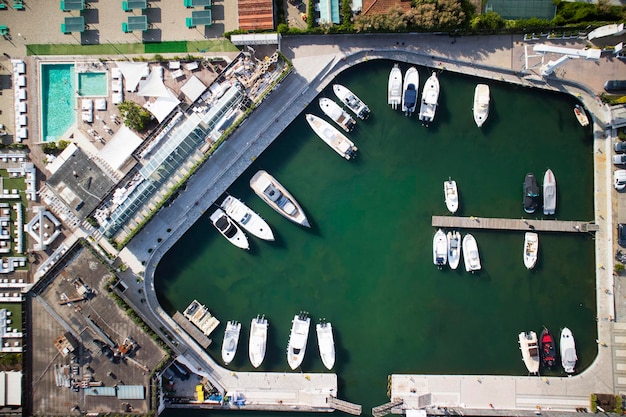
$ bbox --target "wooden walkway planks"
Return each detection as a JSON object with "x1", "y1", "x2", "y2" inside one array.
[
  {"x1": 328, "y1": 397, "x2": 363, "y2": 415},
  {"x1": 432, "y1": 216, "x2": 599, "y2": 233}
]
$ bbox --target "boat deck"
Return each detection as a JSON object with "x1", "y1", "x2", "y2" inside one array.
[{"x1": 432, "y1": 216, "x2": 598, "y2": 233}]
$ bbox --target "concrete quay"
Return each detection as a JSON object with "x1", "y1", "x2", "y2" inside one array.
[{"x1": 113, "y1": 34, "x2": 625, "y2": 414}]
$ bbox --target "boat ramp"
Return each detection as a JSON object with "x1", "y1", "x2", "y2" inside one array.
[{"x1": 432, "y1": 215, "x2": 598, "y2": 233}]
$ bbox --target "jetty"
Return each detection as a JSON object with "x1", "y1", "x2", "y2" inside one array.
[
  {"x1": 327, "y1": 397, "x2": 362, "y2": 415},
  {"x1": 372, "y1": 399, "x2": 404, "y2": 417},
  {"x1": 431, "y1": 216, "x2": 599, "y2": 233}
]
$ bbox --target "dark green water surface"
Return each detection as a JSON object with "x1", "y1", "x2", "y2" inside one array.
[{"x1": 155, "y1": 60, "x2": 597, "y2": 413}]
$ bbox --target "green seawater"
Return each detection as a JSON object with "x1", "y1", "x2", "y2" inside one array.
[{"x1": 156, "y1": 60, "x2": 597, "y2": 415}]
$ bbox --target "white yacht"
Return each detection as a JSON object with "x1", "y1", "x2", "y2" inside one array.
[
  {"x1": 543, "y1": 169, "x2": 557, "y2": 215},
  {"x1": 249, "y1": 315, "x2": 268, "y2": 368},
  {"x1": 221, "y1": 321, "x2": 241, "y2": 365},
  {"x1": 560, "y1": 327, "x2": 577, "y2": 374},
  {"x1": 462, "y1": 233, "x2": 481, "y2": 272},
  {"x1": 209, "y1": 208, "x2": 250, "y2": 250},
  {"x1": 518, "y1": 330, "x2": 540, "y2": 374},
  {"x1": 316, "y1": 321, "x2": 335, "y2": 370},
  {"x1": 387, "y1": 63, "x2": 402, "y2": 110},
  {"x1": 333, "y1": 84, "x2": 370, "y2": 120},
  {"x1": 319, "y1": 98, "x2": 356, "y2": 132},
  {"x1": 473, "y1": 84, "x2": 490, "y2": 127},
  {"x1": 433, "y1": 229, "x2": 448, "y2": 268},
  {"x1": 306, "y1": 114, "x2": 358, "y2": 160},
  {"x1": 447, "y1": 230, "x2": 461, "y2": 270},
  {"x1": 523, "y1": 232, "x2": 539, "y2": 270},
  {"x1": 287, "y1": 312, "x2": 311, "y2": 370},
  {"x1": 250, "y1": 170, "x2": 310, "y2": 227},
  {"x1": 574, "y1": 104, "x2": 589, "y2": 127},
  {"x1": 418, "y1": 72, "x2": 440, "y2": 126},
  {"x1": 221, "y1": 195, "x2": 275, "y2": 241},
  {"x1": 401, "y1": 67, "x2": 419, "y2": 116},
  {"x1": 444, "y1": 178, "x2": 459, "y2": 214}
]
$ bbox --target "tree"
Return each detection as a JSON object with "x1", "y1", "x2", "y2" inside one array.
[
  {"x1": 118, "y1": 101, "x2": 152, "y2": 132},
  {"x1": 470, "y1": 11, "x2": 505, "y2": 31}
]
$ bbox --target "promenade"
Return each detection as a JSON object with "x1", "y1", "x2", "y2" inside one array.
[{"x1": 113, "y1": 34, "x2": 626, "y2": 414}]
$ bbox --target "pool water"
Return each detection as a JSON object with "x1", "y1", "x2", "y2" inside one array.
[
  {"x1": 78, "y1": 72, "x2": 108, "y2": 96},
  {"x1": 40, "y1": 63, "x2": 75, "y2": 142}
]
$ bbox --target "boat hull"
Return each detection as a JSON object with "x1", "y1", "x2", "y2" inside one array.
[
  {"x1": 249, "y1": 316, "x2": 268, "y2": 368},
  {"x1": 319, "y1": 98, "x2": 356, "y2": 132},
  {"x1": 447, "y1": 230, "x2": 461, "y2": 270},
  {"x1": 221, "y1": 196, "x2": 275, "y2": 241},
  {"x1": 306, "y1": 113, "x2": 357, "y2": 160},
  {"x1": 316, "y1": 322, "x2": 335, "y2": 370},
  {"x1": 473, "y1": 84, "x2": 490, "y2": 127},
  {"x1": 287, "y1": 313, "x2": 311, "y2": 370},
  {"x1": 574, "y1": 105, "x2": 589, "y2": 127},
  {"x1": 401, "y1": 67, "x2": 419, "y2": 116},
  {"x1": 418, "y1": 72, "x2": 440, "y2": 126},
  {"x1": 444, "y1": 179, "x2": 459, "y2": 213},
  {"x1": 388, "y1": 64, "x2": 402, "y2": 110},
  {"x1": 524, "y1": 173, "x2": 540, "y2": 214},
  {"x1": 221, "y1": 321, "x2": 241, "y2": 365},
  {"x1": 250, "y1": 170, "x2": 310, "y2": 227},
  {"x1": 543, "y1": 169, "x2": 557, "y2": 215},
  {"x1": 560, "y1": 327, "x2": 577, "y2": 373},
  {"x1": 333, "y1": 84, "x2": 370, "y2": 120},
  {"x1": 433, "y1": 229, "x2": 447, "y2": 267},
  {"x1": 540, "y1": 327, "x2": 556, "y2": 369},
  {"x1": 462, "y1": 234, "x2": 481, "y2": 272},
  {"x1": 518, "y1": 331, "x2": 540, "y2": 374},
  {"x1": 209, "y1": 208, "x2": 250, "y2": 250},
  {"x1": 523, "y1": 232, "x2": 539, "y2": 269}
]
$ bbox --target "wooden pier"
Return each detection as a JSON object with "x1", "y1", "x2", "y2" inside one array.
[
  {"x1": 327, "y1": 397, "x2": 362, "y2": 415},
  {"x1": 431, "y1": 216, "x2": 599, "y2": 233},
  {"x1": 372, "y1": 399, "x2": 404, "y2": 417}
]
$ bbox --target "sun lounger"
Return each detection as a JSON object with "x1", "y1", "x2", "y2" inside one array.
[
  {"x1": 112, "y1": 92, "x2": 124, "y2": 104},
  {"x1": 95, "y1": 98, "x2": 107, "y2": 110},
  {"x1": 81, "y1": 99, "x2": 93, "y2": 110},
  {"x1": 112, "y1": 67, "x2": 122, "y2": 80}
]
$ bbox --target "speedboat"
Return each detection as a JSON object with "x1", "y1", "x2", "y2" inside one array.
[
  {"x1": 387, "y1": 63, "x2": 402, "y2": 110},
  {"x1": 401, "y1": 67, "x2": 419, "y2": 116},
  {"x1": 418, "y1": 72, "x2": 440, "y2": 126},
  {"x1": 543, "y1": 169, "x2": 557, "y2": 215},
  {"x1": 209, "y1": 208, "x2": 250, "y2": 250},
  {"x1": 306, "y1": 114, "x2": 358, "y2": 160},
  {"x1": 287, "y1": 312, "x2": 311, "y2": 370},
  {"x1": 221, "y1": 195, "x2": 275, "y2": 241},
  {"x1": 523, "y1": 173, "x2": 540, "y2": 214},
  {"x1": 523, "y1": 232, "x2": 539, "y2": 270},
  {"x1": 540, "y1": 327, "x2": 557, "y2": 369},
  {"x1": 447, "y1": 230, "x2": 461, "y2": 270},
  {"x1": 250, "y1": 170, "x2": 310, "y2": 227},
  {"x1": 473, "y1": 84, "x2": 490, "y2": 127},
  {"x1": 433, "y1": 229, "x2": 447, "y2": 268},
  {"x1": 319, "y1": 98, "x2": 356, "y2": 132},
  {"x1": 518, "y1": 331, "x2": 540, "y2": 374},
  {"x1": 462, "y1": 234, "x2": 481, "y2": 272},
  {"x1": 444, "y1": 178, "x2": 459, "y2": 214},
  {"x1": 560, "y1": 327, "x2": 577, "y2": 374},
  {"x1": 574, "y1": 104, "x2": 589, "y2": 127},
  {"x1": 316, "y1": 320, "x2": 335, "y2": 370},
  {"x1": 333, "y1": 84, "x2": 370, "y2": 120},
  {"x1": 221, "y1": 321, "x2": 241, "y2": 365},
  {"x1": 249, "y1": 315, "x2": 268, "y2": 368}
]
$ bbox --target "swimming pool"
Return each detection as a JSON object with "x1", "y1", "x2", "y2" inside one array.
[
  {"x1": 78, "y1": 72, "x2": 108, "y2": 96},
  {"x1": 40, "y1": 63, "x2": 75, "y2": 142}
]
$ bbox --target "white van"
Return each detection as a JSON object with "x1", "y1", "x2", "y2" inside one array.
[{"x1": 614, "y1": 170, "x2": 626, "y2": 190}]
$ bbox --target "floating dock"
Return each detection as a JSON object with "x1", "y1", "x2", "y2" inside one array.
[
  {"x1": 327, "y1": 397, "x2": 362, "y2": 415},
  {"x1": 431, "y1": 216, "x2": 598, "y2": 233}
]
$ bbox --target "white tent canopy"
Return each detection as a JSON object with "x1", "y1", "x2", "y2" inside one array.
[
  {"x1": 97, "y1": 126, "x2": 143, "y2": 171},
  {"x1": 116, "y1": 62, "x2": 148, "y2": 92},
  {"x1": 138, "y1": 69, "x2": 170, "y2": 97},
  {"x1": 144, "y1": 89, "x2": 180, "y2": 123},
  {"x1": 180, "y1": 75, "x2": 207, "y2": 102}
]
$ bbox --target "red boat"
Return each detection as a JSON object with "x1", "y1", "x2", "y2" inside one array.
[{"x1": 540, "y1": 327, "x2": 556, "y2": 369}]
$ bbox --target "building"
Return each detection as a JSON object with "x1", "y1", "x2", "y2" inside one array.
[
  {"x1": 238, "y1": 0, "x2": 275, "y2": 30},
  {"x1": 53, "y1": 332, "x2": 78, "y2": 357}
]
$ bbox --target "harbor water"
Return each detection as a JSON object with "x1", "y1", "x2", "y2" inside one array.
[{"x1": 156, "y1": 59, "x2": 597, "y2": 414}]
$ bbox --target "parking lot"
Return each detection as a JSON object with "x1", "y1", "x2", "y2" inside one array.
[{"x1": 28, "y1": 244, "x2": 166, "y2": 415}]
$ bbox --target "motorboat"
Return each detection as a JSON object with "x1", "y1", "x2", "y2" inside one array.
[
  {"x1": 249, "y1": 315, "x2": 268, "y2": 368},
  {"x1": 518, "y1": 331, "x2": 540, "y2": 374},
  {"x1": 444, "y1": 178, "x2": 459, "y2": 214},
  {"x1": 574, "y1": 104, "x2": 589, "y2": 127},
  {"x1": 433, "y1": 229, "x2": 448, "y2": 268},
  {"x1": 523, "y1": 232, "x2": 539, "y2": 270},
  {"x1": 540, "y1": 327, "x2": 557, "y2": 369},
  {"x1": 306, "y1": 114, "x2": 358, "y2": 160},
  {"x1": 523, "y1": 173, "x2": 540, "y2": 214},
  {"x1": 473, "y1": 84, "x2": 490, "y2": 127},
  {"x1": 287, "y1": 312, "x2": 311, "y2": 370},
  {"x1": 221, "y1": 321, "x2": 241, "y2": 365},
  {"x1": 401, "y1": 67, "x2": 419, "y2": 116},
  {"x1": 316, "y1": 320, "x2": 335, "y2": 370},
  {"x1": 250, "y1": 170, "x2": 310, "y2": 227},
  {"x1": 319, "y1": 97, "x2": 356, "y2": 132},
  {"x1": 220, "y1": 195, "x2": 275, "y2": 241},
  {"x1": 543, "y1": 169, "x2": 557, "y2": 216},
  {"x1": 333, "y1": 84, "x2": 370, "y2": 120},
  {"x1": 418, "y1": 72, "x2": 440, "y2": 126},
  {"x1": 388, "y1": 63, "x2": 402, "y2": 110},
  {"x1": 560, "y1": 327, "x2": 577, "y2": 374},
  {"x1": 447, "y1": 230, "x2": 461, "y2": 270},
  {"x1": 209, "y1": 208, "x2": 250, "y2": 250},
  {"x1": 462, "y1": 233, "x2": 481, "y2": 272}
]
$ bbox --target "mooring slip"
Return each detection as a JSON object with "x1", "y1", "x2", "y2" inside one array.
[{"x1": 431, "y1": 216, "x2": 599, "y2": 233}]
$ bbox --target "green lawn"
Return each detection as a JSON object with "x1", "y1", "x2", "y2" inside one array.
[
  {"x1": 0, "y1": 303, "x2": 21, "y2": 332},
  {"x1": 27, "y1": 39, "x2": 239, "y2": 56}
]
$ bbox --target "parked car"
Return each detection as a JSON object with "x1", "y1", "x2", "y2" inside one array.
[
  {"x1": 619, "y1": 223, "x2": 626, "y2": 247},
  {"x1": 614, "y1": 154, "x2": 626, "y2": 165},
  {"x1": 615, "y1": 142, "x2": 626, "y2": 153},
  {"x1": 615, "y1": 170, "x2": 626, "y2": 190},
  {"x1": 604, "y1": 80, "x2": 626, "y2": 93}
]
